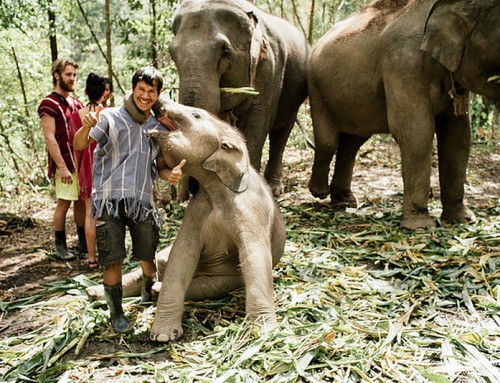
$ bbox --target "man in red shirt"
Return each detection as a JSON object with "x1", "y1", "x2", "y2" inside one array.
[{"x1": 38, "y1": 58, "x2": 85, "y2": 260}]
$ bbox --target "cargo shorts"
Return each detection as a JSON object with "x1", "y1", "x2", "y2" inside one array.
[{"x1": 95, "y1": 205, "x2": 160, "y2": 266}]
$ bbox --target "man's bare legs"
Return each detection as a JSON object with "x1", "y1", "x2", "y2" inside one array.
[{"x1": 84, "y1": 198, "x2": 97, "y2": 268}]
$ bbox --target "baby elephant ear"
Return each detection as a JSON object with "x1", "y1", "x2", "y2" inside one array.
[{"x1": 203, "y1": 138, "x2": 249, "y2": 192}]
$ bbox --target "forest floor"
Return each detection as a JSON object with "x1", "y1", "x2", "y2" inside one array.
[{"x1": 0, "y1": 136, "x2": 499, "y2": 383}]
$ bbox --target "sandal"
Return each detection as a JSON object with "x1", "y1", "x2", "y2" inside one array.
[{"x1": 88, "y1": 260, "x2": 99, "y2": 270}]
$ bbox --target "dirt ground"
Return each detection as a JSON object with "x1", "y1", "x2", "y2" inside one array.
[{"x1": 0, "y1": 201, "x2": 94, "y2": 303}]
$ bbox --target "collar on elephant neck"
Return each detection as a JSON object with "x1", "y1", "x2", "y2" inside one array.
[
  {"x1": 448, "y1": 72, "x2": 467, "y2": 117},
  {"x1": 249, "y1": 23, "x2": 266, "y2": 89}
]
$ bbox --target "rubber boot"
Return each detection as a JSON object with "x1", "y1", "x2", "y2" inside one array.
[
  {"x1": 104, "y1": 284, "x2": 134, "y2": 334},
  {"x1": 141, "y1": 275, "x2": 155, "y2": 303},
  {"x1": 55, "y1": 230, "x2": 75, "y2": 260},
  {"x1": 76, "y1": 226, "x2": 87, "y2": 254}
]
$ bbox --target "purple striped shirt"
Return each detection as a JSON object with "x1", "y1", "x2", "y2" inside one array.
[{"x1": 89, "y1": 106, "x2": 164, "y2": 225}]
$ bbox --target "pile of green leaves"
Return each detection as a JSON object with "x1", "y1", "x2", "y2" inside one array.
[{"x1": 1, "y1": 193, "x2": 499, "y2": 382}]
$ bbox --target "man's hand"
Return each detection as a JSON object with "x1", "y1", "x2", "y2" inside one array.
[
  {"x1": 59, "y1": 166, "x2": 73, "y2": 184},
  {"x1": 75, "y1": 105, "x2": 103, "y2": 150},
  {"x1": 168, "y1": 159, "x2": 186, "y2": 186},
  {"x1": 82, "y1": 105, "x2": 103, "y2": 130}
]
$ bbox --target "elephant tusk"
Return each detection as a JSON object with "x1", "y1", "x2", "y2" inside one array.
[{"x1": 220, "y1": 87, "x2": 260, "y2": 96}]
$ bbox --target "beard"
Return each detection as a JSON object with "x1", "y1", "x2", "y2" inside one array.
[{"x1": 59, "y1": 78, "x2": 76, "y2": 93}]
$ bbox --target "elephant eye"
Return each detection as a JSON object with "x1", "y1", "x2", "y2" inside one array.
[
  {"x1": 222, "y1": 47, "x2": 230, "y2": 58},
  {"x1": 192, "y1": 111, "x2": 201, "y2": 119}
]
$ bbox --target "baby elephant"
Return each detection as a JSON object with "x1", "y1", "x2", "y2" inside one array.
[{"x1": 149, "y1": 96, "x2": 285, "y2": 342}]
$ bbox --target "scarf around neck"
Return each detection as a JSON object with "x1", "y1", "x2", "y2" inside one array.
[{"x1": 123, "y1": 91, "x2": 150, "y2": 124}]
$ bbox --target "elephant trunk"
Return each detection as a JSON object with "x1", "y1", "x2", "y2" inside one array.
[{"x1": 178, "y1": 76, "x2": 221, "y2": 115}]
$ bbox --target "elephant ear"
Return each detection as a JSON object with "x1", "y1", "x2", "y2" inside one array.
[
  {"x1": 420, "y1": 1, "x2": 478, "y2": 72},
  {"x1": 246, "y1": 10, "x2": 268, "y2": 88},
  {"x1": 203, "y1": 136, "x2": 250, "y2": 192}
]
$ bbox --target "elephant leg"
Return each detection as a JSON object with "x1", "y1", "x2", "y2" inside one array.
[
  {"x1": 86, "y1": 247, "x2": 172, "y2": 301},
  {"x1": 330, "y1": 133, "x2": 369, "y2": 210},
  {"x1": 398, "y1": 134, "x2": 436, "y2": 230},
  {"x1": 150, "y1": 224, "x2": 202, "y2": 342},
  {"x1": 239, "y1": 244, "x2": 278, "y2": 331},
  {"x1": 264, "y1": 115, "x2": 296, "y2": 196},
  {"x1": 385, "y1": 78, "x2": 436, "y2": 230},
  {"x1": 308, "y1": 89, "x2": 338, "y2": 199},
  {"x1": 435, "y1": 112, "x2": 476, "y2": 224},
  {"x1": 239, "y1": 114, "x2": 269, "y2": 174},
  {"x1": 150, "y1": 255, "x2": 196, "y2": 342},
  {"x1": 156, "y1": 246, "x2": 171, "y2": 281}
]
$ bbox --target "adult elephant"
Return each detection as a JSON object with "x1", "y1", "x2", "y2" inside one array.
[
  {"x1": 169, "y1": 0, "x2": 309, "y2": 196},
  {"x1": 308, "y1": 0, "x2": 500, "y2": 230}
]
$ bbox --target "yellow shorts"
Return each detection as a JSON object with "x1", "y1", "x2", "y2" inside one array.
[{"x1": 55, "y1": 170, "x2": 80, "y2": 201}]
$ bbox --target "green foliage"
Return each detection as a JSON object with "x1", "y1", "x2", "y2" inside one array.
[
  {"x1": 0, "y1": 28, "x2": 52, "y2": 192},
  {"x1": 0, "y1": 0, "x2": 50, "y2": 31},
  {"x1": 469, "y1": 95, "x2": 498, "y2": 143},
  {"x1": 255, "y1": 0, "x2": 370, "y2": 43},
  {"x1": 0, "y1": 0, "x2": 179, "y2": 192}
]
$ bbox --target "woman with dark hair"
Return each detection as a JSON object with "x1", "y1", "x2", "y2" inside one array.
[{"x1": 69, "y1": 72, "x2": 110, "y2": 269}]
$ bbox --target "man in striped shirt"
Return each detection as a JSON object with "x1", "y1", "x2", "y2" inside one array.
[
  {"x1": 38, "y1": 58, "x2": 85, "y2": 261},
  {"x1": 74, "y1": 66, "x2": 185, "y2": 334}
]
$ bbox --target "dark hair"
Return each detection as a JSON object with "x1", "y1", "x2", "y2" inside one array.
[
  {"x1": 103, "y1": 77, "x2": 113, "y2": 93},
  {"x1": 51, "y1": 58, "x2": 79, "y2": 86},
  {"x1": 132, "y1": 66, "x2": 163, "y2": 92},
  {"x1": 85, "y1": 72, "x2": 107, "y2": 103}
]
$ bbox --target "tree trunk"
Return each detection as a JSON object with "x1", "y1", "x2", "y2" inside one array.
[
  {"x1": 12, "y1": 47, "x2": 29, "y2": 117},
  {"x1": 105, "y1": 0, "x2": 114, "y2": 105},
  {"x1": 308, "y1": 0, "x2": 316, "y2": 44},
  {"x1": 47, "y1": 0, "x2": 57, "y2": 61},
  {"x1": 150, "y1": 0, "x2": 158, "y2": 68},
  {"x1": 290, "y1": 0, "x2": 306, "y2": 38},
  {"x1": 75, "y1": 0, "x2": 124, "y2": 95}
]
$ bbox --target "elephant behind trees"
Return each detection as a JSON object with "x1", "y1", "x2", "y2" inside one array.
[
  {"x1": 169, "y1": 0, "x2": 309, "y2": 196},
  {"x1": 308, "y1": 0, "x2": 500, "y2": 230},
  {"x1": 146, "y1": 96, "x2": 286, "y2": 342}
]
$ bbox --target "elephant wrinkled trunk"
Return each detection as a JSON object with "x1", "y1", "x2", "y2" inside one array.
[{"x1": 179, "y1": 79, "x2": 221, "y2": 115}]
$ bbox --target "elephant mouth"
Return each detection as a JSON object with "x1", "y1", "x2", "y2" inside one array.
[{"x1": 158, "y1": 114, "x2": 178, "y2": 132}]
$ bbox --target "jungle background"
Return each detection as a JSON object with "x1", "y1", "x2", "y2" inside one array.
[{"x1": 0, "y1": 0, "x2": 498, "y2": 382}]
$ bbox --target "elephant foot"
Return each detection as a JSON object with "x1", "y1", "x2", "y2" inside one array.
[
  {"x1": 401, "y1": 212, "x2": 437, "y2": 231},
  {"x1": 86, "y1": 285, "x2": 105, "y2": 301},
  {"x1": 255, "y1": 314, "x2": 278, "y2": 334},
  {"x1": 441, "y1": 205, "x2": 477, "y2": 225},
  {"x1": 308, "y1": 179, "x2": 329, "y2": 200},
  {"x1": 267, "y1": 180, "x2": 284, "y2": 196},
  {"x1": 150, "y1": 320, "x2": 184, "y2": 342},
  {"x1": 331, "y1": 190, "x2": 357, "y2": 211}
]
